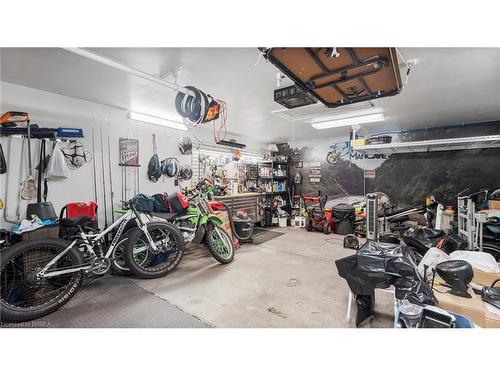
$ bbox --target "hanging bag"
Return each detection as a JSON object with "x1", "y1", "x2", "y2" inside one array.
[
  {"x1": 0, "y1": 144, "x2": 6, "y2": 174},
  {"x1": 45, "y1": 141, "x2": 69, "y2": 180},
  {"x1": 147, "y1": 134, "x2": 161, "y2": 182},
  {"x1": 26, "y1": 139, "x2": 57, "y2": 220}
]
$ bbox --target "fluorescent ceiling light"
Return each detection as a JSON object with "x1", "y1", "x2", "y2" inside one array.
[
  {"x1": 129, "y1": 112, "x2": 187, "y2": 131},
  {"x1": 311, "y1": 112, "x2": 385, "y2": 130}
]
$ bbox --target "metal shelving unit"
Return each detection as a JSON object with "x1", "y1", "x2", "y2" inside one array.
[
  {"x1": 352, "y1": 134, "x2": 500, "y2": 155},
  {"x1": 257, "y1": 161, "x2": 288, "y2": 194}
]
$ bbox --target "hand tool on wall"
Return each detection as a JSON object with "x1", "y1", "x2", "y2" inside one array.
[
  {"x1": 0, "y1": 111, "x2": 29, "y2": 127},
  {"x1": 91, "y1": 126, "x2": 98, "y2": 204},
  {"x1": 20, "y1": 117, "x2": 37, "y2": 200},
  {"x1": 106, "y1": 112, "x2": 115, "y2": 222},
  {"x1": 99, "y1": 119, "x2": 108, "y2": 229}
]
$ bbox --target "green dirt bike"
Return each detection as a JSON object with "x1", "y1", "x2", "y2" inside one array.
[
  {"x1": 163, "y1": 181, "x2": 234, "y2": 264},
  {"x1": 112, "y1": 181, "x2": 234, "y2": 271}
]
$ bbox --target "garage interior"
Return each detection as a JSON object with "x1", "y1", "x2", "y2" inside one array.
[{"x1": 1, "y1": 47, "x2": 500, "y2": 329}]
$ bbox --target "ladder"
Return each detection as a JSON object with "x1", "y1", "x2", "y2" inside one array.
[
  {"x1": 457, "y1": 194, "x2": 475, "y2": 251},
  {"x1": 458, "y1": 190, "x2": 488, "y2": 251}
]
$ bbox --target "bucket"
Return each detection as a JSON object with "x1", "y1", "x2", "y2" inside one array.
[
  {"x1": 278, "y1": 217, "x2": 287, "y2": 227},
  {"x1": 333, "y1": 203, "x2": 355, "y2": 235}
]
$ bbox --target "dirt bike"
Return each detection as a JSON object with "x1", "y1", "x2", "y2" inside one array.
[
  {"x1": 0, "y1": 199, "x2": 185, "y2": 322},
  {"x1": 165, "y1": 181, "x2": 234, "y2": 264}
]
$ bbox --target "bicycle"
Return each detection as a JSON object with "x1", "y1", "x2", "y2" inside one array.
[{"x1": 0, "y1": 199, "x2": 185, "y2": 322}]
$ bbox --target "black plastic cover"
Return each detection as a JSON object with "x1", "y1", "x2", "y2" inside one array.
[{"x1": 335, "y1": 241, "x2": 437, "y2": 305}]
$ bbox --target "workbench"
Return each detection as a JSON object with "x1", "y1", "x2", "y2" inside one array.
[{"x1": 213, "y1": 193, "x2": 266, "y2": 223}]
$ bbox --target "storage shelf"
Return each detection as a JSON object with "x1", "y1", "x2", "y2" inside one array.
[{"x1": 352, "y1": 135, "x2": 500, "y2": 155}]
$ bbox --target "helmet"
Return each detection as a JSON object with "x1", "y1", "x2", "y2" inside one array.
[
  {"x1": 161, "y1": 158, "x2": 180, "y2": 178},
  {"x1": 178, "y1": 165, "x2": 193, "y2": 181},
  {"x1": 178, "y1": 136, "x2": 192, "y2": 155}
]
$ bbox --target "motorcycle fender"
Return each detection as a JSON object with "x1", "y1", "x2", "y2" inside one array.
[{"x1": 206, "y1": 214, "x2": 223, "y2": 226}]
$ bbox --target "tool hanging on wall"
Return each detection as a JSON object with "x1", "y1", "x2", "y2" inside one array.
[
  {"x1": 1, "y1": 111, "x2": 29, "y2": 127},
  {"x1": 20, "y1": 116, "x2": 37, "y2": 200},
  {"x1": 106, "y1": 113, "x2": 115, "y2": 222},
  {"x1": 3, "y1": 137, "x2": 22, "y2": 224},
  {"x1": 15, "y1": 138, "x2": 26, "y2": 221},
  {"x1": 91, "y1": 126, "x2": 98, "y2": 205},
  {"x1": 121, "y1": 165, "x2": 140, "y2": 203},
  {"x1": 26, "y1": 139, "x2": 57, "y2": 221},
  {"x1": 99, "y1": 122, "x2": 108, "y2": 229}
]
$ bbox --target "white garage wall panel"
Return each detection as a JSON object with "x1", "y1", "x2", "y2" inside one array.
[{"x1": 0, "y1": 81, "x2": 192, "y2": 230}]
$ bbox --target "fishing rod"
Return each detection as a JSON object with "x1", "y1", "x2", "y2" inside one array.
[
  {"x1": 106, "y1": 112, "x2": 115, "y2": 222},
  {"x1": 99, "y1": 115, "x2": 108, "y2": 229},
  {"x1": 91, "y1": 122, "x2": 98, "y2": 205}
]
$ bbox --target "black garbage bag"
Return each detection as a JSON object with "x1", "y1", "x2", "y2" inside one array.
[
  {"x1": 402, "y1": 228, "x2": 446, "y2": 256},
  {"x1": 336, "y1": 241, "x2": 437, "y2": 326},
  {"x1": 355, "y1": 295, "x2": 375, "y2": 327},
  {"x1": 402, "y1": 228, "x2": 467, "y2": 256}
]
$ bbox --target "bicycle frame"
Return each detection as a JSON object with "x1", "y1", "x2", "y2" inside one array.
[{"x1": 37, "y1": 209, "x2": 158, "y2": 278}]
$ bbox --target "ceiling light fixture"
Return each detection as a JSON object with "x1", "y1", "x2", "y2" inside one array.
[
  {"x1": 311, "y1": 112, "x2": 385, "y2": 130},
  {"x1": 129, "y1": 112, "x2": 187, "y2": 131}
]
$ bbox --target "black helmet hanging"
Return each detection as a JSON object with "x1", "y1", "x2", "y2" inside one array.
[
  {"x1": 178, "y1": 165, "x2": 193, "y2": 181},
  {"x1": 161, "y1": 158, "x2": 180, "y2": 178},
  {"x1": 178, "y1": 136, "x2": 193, "y2": 155}
]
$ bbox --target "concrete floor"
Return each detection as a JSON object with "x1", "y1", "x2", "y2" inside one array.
[{"x1": 133, "y1": 227, "x2": 394, "y2": 328}]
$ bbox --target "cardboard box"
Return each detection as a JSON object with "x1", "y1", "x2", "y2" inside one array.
[
  {"x1": 484, "y1": 309, "x2": 500, "y2": 328},
  {"x1": 434, "y1": 285, "x2": 485, "y2": 327},
  {"x1": 489, "y1": 200, "x2": 500, "y2": 210},
  {"x1": 472, "y1": 264, "x2": 500, "y2": 287}
]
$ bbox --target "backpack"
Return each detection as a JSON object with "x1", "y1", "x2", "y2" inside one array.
[
  {"x1": 132, "y1": 194, "x2": 155, "y2": 213},
  {"x1": 152, "y1": 193, "x2": 168, "y2": 213},
  {"x1": 147, "y1": 134, "x2": 161, "y2": 182}
]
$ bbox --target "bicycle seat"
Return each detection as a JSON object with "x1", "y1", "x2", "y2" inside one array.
[{"x1": 59, "y1": 216, "x2": 92, "y2": 227}]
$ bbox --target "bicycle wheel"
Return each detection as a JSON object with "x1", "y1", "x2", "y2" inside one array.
[
  {"x1": 0, "y1": 238, "x2": 84, "y2": 322},
  {"x1": 124, "y1": 222, "x2": 185, "y2": 279},
  {"x1": 206, "y1": 223, "x2": 234, "y2": 264}
]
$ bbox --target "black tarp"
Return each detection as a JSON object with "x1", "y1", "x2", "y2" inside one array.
[{"x1": 335, "y1": 241, "x2": 437, "y2": 326}]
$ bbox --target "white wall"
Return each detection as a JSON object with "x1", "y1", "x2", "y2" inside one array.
[{"x1": 1, "y1": 82, "x2": 266, "y2": 230}]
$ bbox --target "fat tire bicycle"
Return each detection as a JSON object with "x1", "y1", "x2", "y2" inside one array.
[{"x1": 0, "y1": 200, "x2": 185, "y2": 322}]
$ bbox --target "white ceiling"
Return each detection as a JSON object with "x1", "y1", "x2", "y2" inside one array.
[{"x1": 1, "y1": 47, "x2": 500, "y2": 143}]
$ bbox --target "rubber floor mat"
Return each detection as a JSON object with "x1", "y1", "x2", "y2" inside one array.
[
  {"x1": 252, "y1": 228, "x2": 285, "y2": 245},
  {"x1": 23, "y1": 276, "x2": 208, "y2": 328}
]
